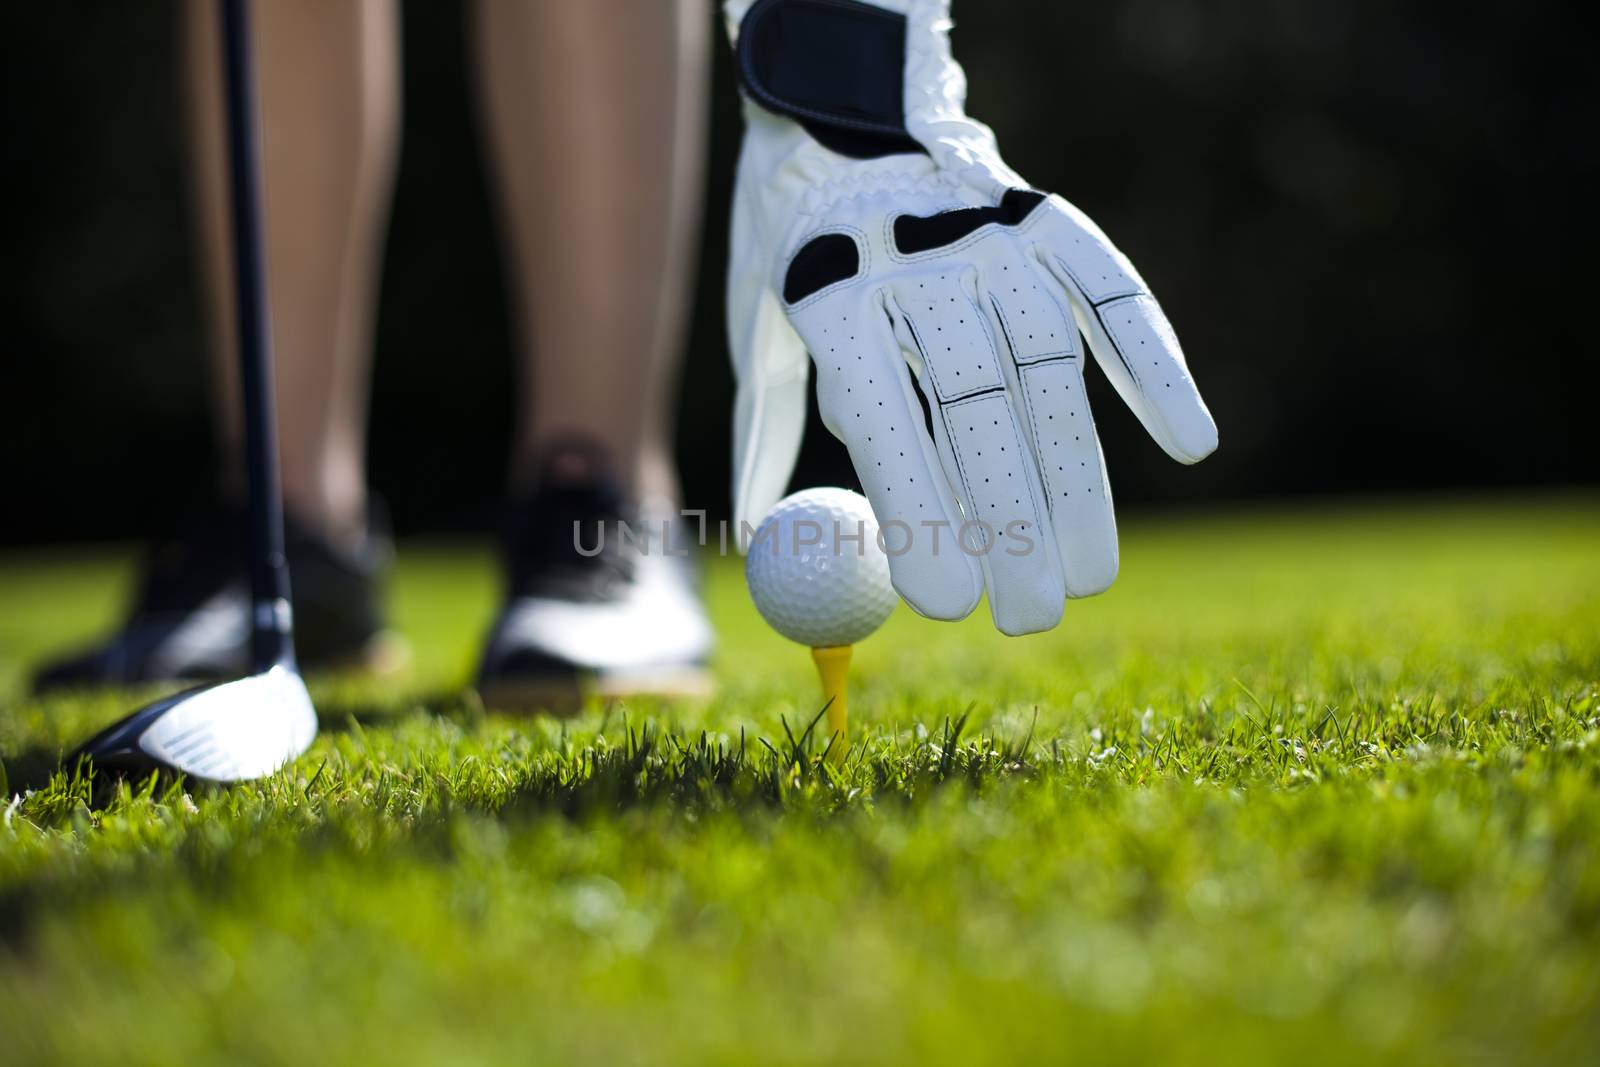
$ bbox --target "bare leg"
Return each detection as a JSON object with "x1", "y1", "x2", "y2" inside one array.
[
  {"x1": 474, "y1": 0, "x2": 710, "y2": 505},
  {"x1": 187, "y1": 0, "x2": 401, "y2": 548}
]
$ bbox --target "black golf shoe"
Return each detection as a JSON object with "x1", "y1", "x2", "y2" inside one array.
[
  {"x1": 32, "y1": 501, "x2": 401, "y2": 692},
  {"x1": 474, "y1": 448, "x2": 714, "y2": 710}
]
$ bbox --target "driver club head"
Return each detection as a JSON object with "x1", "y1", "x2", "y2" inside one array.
[{"x1": 72, "y1": 664, "x2": 317, "y2": 784}]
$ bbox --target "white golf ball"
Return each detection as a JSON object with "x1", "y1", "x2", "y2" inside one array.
[{"x1": 745, "y1": 487, "x2": 898, "y2": 648}]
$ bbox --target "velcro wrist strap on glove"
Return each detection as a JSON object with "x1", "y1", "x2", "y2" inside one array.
[{"x1": 734, "y1": 0, "x2": 926, "y2": 159}]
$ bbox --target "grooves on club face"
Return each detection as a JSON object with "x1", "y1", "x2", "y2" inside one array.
[{"x1": 73, "y1": 665, "x2": 318, "y2": 784}]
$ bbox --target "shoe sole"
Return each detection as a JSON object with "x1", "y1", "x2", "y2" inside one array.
[{"x1": 476, "y1": 664, "x2": 716, "y2": 714}]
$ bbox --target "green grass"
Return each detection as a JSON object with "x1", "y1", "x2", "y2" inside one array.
[{"x1": 2, "y1": 494, "x2": 1597, "y2": 1065}]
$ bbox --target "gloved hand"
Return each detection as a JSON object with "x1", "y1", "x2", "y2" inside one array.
[{"x1": 726, "y1": 0, "x2": 1217, "y2": 635}]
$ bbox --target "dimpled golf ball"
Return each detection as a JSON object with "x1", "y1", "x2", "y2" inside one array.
[{"x1": 745, "y1": 487, "x2": 898, "y2": 648}]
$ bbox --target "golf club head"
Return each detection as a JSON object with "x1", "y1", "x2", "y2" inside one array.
[{"x1": 73, "y1": 664, "x2": 316, "y2": 783}]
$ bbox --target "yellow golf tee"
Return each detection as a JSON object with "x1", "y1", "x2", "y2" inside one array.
[{"x1": 810, "y1": 644, "x2": 853, "y2": 753}]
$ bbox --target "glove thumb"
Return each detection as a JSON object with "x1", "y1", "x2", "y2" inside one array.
[{"x1": 730, "y1": 280, "x2": 809, "y2": 538}]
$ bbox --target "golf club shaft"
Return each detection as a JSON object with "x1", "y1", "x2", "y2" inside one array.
[{"x1": 220, "y1": 0, "x2": 294, "y2": 670}]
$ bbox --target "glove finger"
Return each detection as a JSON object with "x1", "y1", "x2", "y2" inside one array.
[
  {"x1": 1012, "y1": 358, "x2": 1118, "y2": 596},
  {"x1": 976, "y1": 248, "x2": 1118, "y2": 596},
  {"x1": 1034, "y1": 197, "x2": 1218, "y2": 464},
  {"x1": 787, "y1": 284, "x2": 984, "y2": 622},
  {"x1": 885, "y1": 271, "x2": 1066, "y2": 635}
]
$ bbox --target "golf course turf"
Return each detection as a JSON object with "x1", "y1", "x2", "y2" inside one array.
[{"x1": 2, "y1": 494, "x2": 1596, "y2": 1064}]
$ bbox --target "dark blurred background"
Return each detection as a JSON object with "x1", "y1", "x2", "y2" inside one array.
[{"x1": 2, "y1": 0, "x2": 1595, "y2": 547}]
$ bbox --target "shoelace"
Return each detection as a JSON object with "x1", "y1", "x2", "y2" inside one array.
[{"x1": 505, "y1": 479, "x2": 639, "y2": 601}]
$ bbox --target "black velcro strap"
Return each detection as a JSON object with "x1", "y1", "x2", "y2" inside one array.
[
  {"x1": 737, "y1": 0, "x2": 926, "y2": 160},
  {"x1": 784, "y1": 233, "x2": 862, "y2": 303}
]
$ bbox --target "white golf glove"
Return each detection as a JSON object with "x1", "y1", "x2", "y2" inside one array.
[{"x1": 726, "y1": 0, "x2": 1218, "y2": 635}]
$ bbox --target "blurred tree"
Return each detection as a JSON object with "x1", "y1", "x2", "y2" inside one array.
[{"x1": 1, "y1": 0, "x2": 1594, "y2": 545}]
